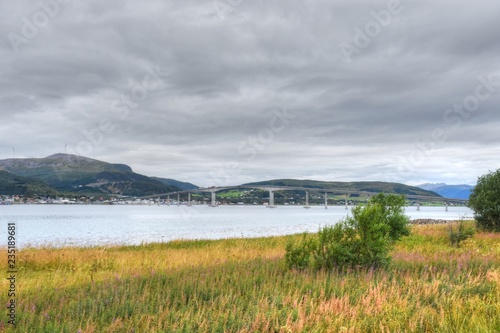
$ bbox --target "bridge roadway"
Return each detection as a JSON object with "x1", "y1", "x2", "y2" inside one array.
[{"x1": 136, "y1": 185, "x2": 467, "y2": 210}]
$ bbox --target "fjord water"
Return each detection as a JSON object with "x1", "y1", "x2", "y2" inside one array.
[{"x1": 0, "y1": 205, "x2": 473, "y2": 248}]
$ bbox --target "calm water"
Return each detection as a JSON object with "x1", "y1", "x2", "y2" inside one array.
[{"x1": 0, "y1": 205, "x2": 473, "y2": 248}]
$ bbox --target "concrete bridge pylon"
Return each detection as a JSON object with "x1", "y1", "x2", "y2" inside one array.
[
  {"x1": 210, "y1": 191, "x2": 217, "y2": 207},
  {"x1": 267, "y1": 190, "x2": 277, "y2": 208},
  {"x1": 304, "y1": 190, "x2": 311, "y2": 209}
]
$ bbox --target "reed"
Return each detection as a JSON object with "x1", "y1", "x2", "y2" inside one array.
[{"x1": 1, "y1": 223, "x2": 498, "y2": 332}]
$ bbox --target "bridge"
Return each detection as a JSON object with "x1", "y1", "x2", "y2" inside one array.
[{"x1": 135, "y1": 184, "x2": 468, "y2": 211}]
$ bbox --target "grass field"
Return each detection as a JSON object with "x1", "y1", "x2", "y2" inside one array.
[
  {"x1": 217, "y1": 190, "x2": 245, "y2": 199},
  {"x1": 1, "y1": 223, "x2": 499, "y2": 332}
]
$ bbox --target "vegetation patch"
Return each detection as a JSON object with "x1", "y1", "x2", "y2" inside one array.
[
  {"x1": 1, "y1": 223, "x2": 498, "y2": 332},
  {"x1": 469, "y1": 168, "x2": 500, "y2": 232},
  {"x1": 286, "y1": 193, "x2": 410, "y2": 270}
]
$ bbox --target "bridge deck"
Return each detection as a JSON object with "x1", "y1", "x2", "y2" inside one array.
[{"x1": 136, "y1": 184, "x2": 467, "y2": 204}]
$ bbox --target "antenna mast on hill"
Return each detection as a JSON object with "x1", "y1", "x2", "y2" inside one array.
[{"x1": 12, "y1": 147, "x2": 15, "y2": 158}]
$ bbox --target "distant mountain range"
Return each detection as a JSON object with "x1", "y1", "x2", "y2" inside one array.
[
  {"x1": 1, "y1": 153, "x2": 459, "y2": 201},
  {"x1": 0, "y1": 154, "x2": 198, "y2": 197},
  {"x1": 245, "y1": 179, "x2": 441, "y2": 197},
  {"x1": 417, "y1": 183, "x2": 474, "y2": 200}
]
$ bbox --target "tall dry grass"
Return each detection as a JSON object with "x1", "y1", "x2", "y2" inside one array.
[{"x1": 0, "y1": 223, "x2": 498, "y2": 332}]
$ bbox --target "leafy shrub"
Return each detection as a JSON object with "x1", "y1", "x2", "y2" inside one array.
[
  {"x1": 286, "y1": 193, "x2": 410, "y2": 270},
  {"x1": 448, "y1": 220, "x2": 475, "y2": 247},
  {"x1": 468, "y1": 169, "x2": 500, "y2": 232},
  {"x1": 285, "y1": 233, "x2": 315, "y2": 270}
]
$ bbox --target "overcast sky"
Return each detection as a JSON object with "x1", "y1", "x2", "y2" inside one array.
[{"x1": 1, "y1": 0, "x2": 499, "y2": 187}]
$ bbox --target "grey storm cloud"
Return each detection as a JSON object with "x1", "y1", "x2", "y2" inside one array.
[{"x1": 1, "y1": 0, "x2": 500, "y2": 186}]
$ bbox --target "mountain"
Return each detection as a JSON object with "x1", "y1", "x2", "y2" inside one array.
[
  {"x1": 418, "y1": 183, "x2": 474, "y2": 200},
  {"x1": 0, "y1": 170, "x2": 58, "y2": 196},
  {"x1": 151, "y1": 177, "x2": 198, "y2": 190},
  {"x1": 243, "y1": 179, "x2": 441, "y2": 197},
  {"x1": 0, "y1": 154, "x2": 180, "y2": 196}
]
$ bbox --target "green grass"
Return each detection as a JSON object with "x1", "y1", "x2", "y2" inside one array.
[
  {"x1": 217, "y1": 190, "x2": 245, "y2": 199},
  {"x1": 1, "y1": 223, "x2": 499, "y2": 332}
]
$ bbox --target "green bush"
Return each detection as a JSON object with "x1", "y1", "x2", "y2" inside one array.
[
  {"x1": 285, "y1": 233, "x2": 315, "y2": 270},
  {"x1": 448, "y1": 220, "x2": 475, "y2": 247},
  {"x1": 285, "y1": 193, "x2": 410, "y2": 270},
  {"x1": 468, "y1": 169, "x2": 500, "y2": 232}
]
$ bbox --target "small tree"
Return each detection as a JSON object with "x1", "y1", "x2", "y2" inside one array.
[
  {"x1": 285, "y1": 193, "x2": 410, "y2": 270},
  {"x1": 468, "y1": 169, "x2": 500, "y2": 232},
  {"x1": 448, "y1": 220, "x2": 475, "y2": 247}
]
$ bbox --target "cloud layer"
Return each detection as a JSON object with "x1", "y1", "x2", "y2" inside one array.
[{"x1": 1, "y1": 0, "x2": 499, "y2": 186}]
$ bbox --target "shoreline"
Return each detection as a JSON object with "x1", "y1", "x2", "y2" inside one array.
[{"x1": 409, "y1": 218, "x2": 472, "y2": 225}]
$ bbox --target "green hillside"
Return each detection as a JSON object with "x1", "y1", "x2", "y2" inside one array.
[
  {"x1": 243, "y1": 179, "x2": 441, "y2": 197},
  {"x1": 151, "y1": 177, "x2": 198, "y2": 190},
  {"x1": 0, "y1": 154, "x2": 180, "y2": 196},
  {"x1": 0, "y1": 153, "x2": 131, "y2": 182},
  {"x1": 0, "y1": 170, "x2": 58, "y2": 196}
]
